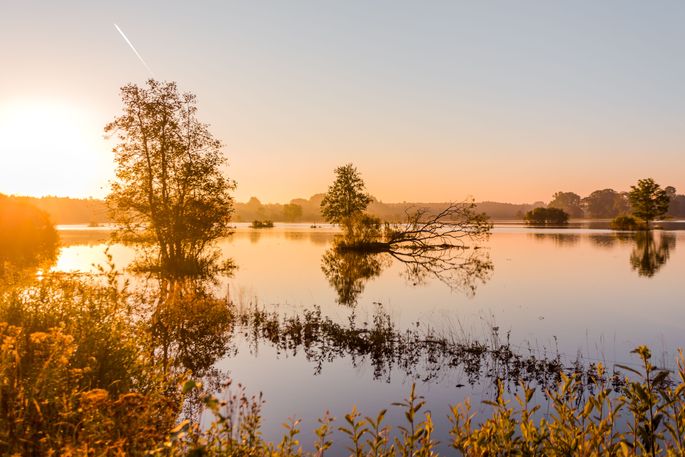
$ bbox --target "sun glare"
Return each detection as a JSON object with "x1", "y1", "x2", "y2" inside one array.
[{"x1": 0, "y1": 101, "x2": 112, "y2": 198}]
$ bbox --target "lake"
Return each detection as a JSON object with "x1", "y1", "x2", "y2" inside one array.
[{"x1": 54, "y1": 222, "x2": 685, "y2": 450}]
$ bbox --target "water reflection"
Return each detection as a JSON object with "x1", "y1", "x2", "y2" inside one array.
[
  {"x1": 147, "y1": 276, "x2": 235, "y2": 378},
  {"x1": 530, "y1": 232, "x2": 581, "y2": 246},
  {"x1": 587, "y1": 232, "x2": 635, "y2": 249},
  {"x1": 533, "y1": 230, "x2": 677, "y2": 277},
  {"x1": 321, "y1": 249, "x2": 388, "y2": 306},
  {"x1": 236, "y1": 304, "x2": 618, "y2": 390},
  {"x1": 630, "y1": 231, "x2": 676, "y2": 277},
  {"x1": 321, "y1": 242, "x2": 493, "y2": 306}
]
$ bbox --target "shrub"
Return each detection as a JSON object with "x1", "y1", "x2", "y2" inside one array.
[
  {"x1": 524, "y1": 207, "x2": 569, "y2": 225},
  {"x1": 0, "y1": 195, "x2": 58, "y2": 279},
  {"x1": 251, "y1": 220, "x2": 274, "y2": 228},
  {"x1": 0, "y1": 272, "x2": 181, "y2": 455},
  {"x1": 611, "y1": 214, "x2": 648, "y2": 231},
  {"x1": 171, "y1": 346, "x2": 685, "y2": 456}
]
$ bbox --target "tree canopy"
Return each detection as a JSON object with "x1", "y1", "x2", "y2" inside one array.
[
  {"x1": 581, "y1": 189, "x2": 629, "y2": 218},
  {"x1": 320, "y1": 163, "x2": 372, "y2": 227},
  {"x1": 524, "y1": 207, "x2": 569, "y2": 225},
  {"x1": 105, "y1": 79, "x2": 235, "y2": 273},
  {"x1": 0, "y1": 195, "x2": 58, "y2": 276},
  {"x1": 548, "y1": 192, "x2": 583, "y2": 218},
  {"x1": 627, "y1": 178, "x2": 670, "y2": 226}
]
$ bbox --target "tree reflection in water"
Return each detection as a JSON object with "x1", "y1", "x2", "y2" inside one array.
[
  {"x1": 530, "y1": 232, "x2": 581, "y2": 246},
  {"x1": 134, "y1": 260, "x2": 600, "y2": 393},
  {"x1": 534, "y1": 230, "x2": 676, "y2": 278},
  {"x1": 630, "y1": 231, "x2": 676, "y2": 277},
  {"x1": 321, "y1": 240, "x2": 493, "y2": 306},
  {"x1": 320, "y1": 249, "x2": 388, "y2": 306},
  {"x1": 142, "y1": 274, "x2": 236, "y2": 393}
]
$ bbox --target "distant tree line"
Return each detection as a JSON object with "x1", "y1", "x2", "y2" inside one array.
[
  {"x1": 6, "y1": 186, "x2": 685, "y2": 226},
  {"x1": 547, "y1": 185, "x2": 685, "y2": 219},
  {"x1": 0, "y1": 194, "x2": 109, "y2": 225}
]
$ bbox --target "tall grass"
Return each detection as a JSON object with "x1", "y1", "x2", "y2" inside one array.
[{"x1": 0, "y1": 269, "x2": 182, "y2": 455}]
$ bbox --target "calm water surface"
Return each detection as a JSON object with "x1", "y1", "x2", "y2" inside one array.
[{"x1": 55, "y1": 223, "x2": 685, "y2": 448}]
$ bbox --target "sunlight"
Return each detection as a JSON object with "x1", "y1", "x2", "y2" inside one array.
[{"x1": 0, "y1": 100, "x2": 112, "y2": 197}]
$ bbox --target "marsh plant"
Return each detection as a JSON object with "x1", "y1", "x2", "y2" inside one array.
[{"x1": 164, "y1": 346, "x2": 685, "y2": 456}]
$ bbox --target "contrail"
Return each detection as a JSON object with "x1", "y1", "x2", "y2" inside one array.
[{"x1": 114, "y1": 23, "x2": 156, "y2": 77}]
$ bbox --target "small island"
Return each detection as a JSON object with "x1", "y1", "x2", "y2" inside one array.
[{"x1": 251, "y1": 220, "x2": 274, "y2": 228}]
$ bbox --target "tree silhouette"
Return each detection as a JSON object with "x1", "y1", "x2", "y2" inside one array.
[
  {"x1": 524, "y1": 207, "x2": 569, "y2": 225},
  {"x1": 630, "y1": 231, "x2": 675, "y2": 277},
  {"x1": 581, "y1": 189, "x2": 629, "y2": 218},
  {"x1": 627, "y1": 178, "x2": 670, "y2": 227},
  {"x1": 548, "y1": 192, "x2": 583, "y2": 218},
  {"x1": 0, "y1": 195, "x2": 58, "y2": 279},
  {"x1": 320, "y1": 163, "x2": 372, "y2": 232},
  {"x1": 105, "y1": 80, "x2": 235, "y2": 274}
]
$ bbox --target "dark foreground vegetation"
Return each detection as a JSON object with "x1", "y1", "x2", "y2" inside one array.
[{"x1": 3, "y1": 270, "x2": 685, "y2": 455}]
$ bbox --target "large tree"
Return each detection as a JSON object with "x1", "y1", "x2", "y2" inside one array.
[
  {"x1": 105, "y1": 79, "x2": 235, "y2": 273},
  {"x1": 581, "y1": 189, "x2": 629, "y2": 218},
  {"x1": 320, "y1": 163, "x2": 372, "y2": 229},
  {"x1": 548, "y1": 191, "x2": 583, "y2": 218},
  {"x1": 627, "y1": 178, "x2": 670, "y2": 226}
]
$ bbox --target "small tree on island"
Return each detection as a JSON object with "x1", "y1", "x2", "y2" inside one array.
[
  {"x1": 320, "y1": 163, "x2": 492, "y2": 249},
  {"x1": 105, "y1": 79, "x2": 236, "y2": 274},
  {"x1": 627, "y1": 178, "x2": 670, "y2": 227},
  {"x1": 320, "y1": 163, "x2": 373, "y2": 232}
]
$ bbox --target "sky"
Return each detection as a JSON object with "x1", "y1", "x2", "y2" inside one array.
[{"x1": 1, "y1": 1, "x2": 684, "y2": 204}]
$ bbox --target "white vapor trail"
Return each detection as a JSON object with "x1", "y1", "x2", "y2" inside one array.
[{"x1": 114, "y1": 23, "x2": 156, "y2": 77}]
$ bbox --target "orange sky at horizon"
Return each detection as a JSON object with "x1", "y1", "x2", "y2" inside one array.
[{"x1": 1, "y1": 2, "x2": 684, "y2": 204}]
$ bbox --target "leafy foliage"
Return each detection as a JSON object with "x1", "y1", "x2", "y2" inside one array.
[
  {"x1": 283, "y1": 203, "x2": 303, "y2": 222},
  {"x1": 320, "y1": 164, "x2": 373, "y2": 228},
  {"x1": 548, "y1": 191, "x2": 584, "y2": 218},
  {"x1": 0, "y1": 270, "x2": 181, "y2": 455},
  {"x1": 628, "y1": 178, "x2": 670, "y2": 225},
  {"x1": 165, "y1": 347, "x2": 685, "y2": 456},
  {"x1": 611, "y1": 215, "x2": 648, "y2": 231},
  {"x1": 524, "y1": 207, "x2": 569, "y2": 225},
  {"x1": 105, "y1": 79, "x2": 236, "y2": 274},
  {"x1": 4, "y1": 268, "x2": 685, "y2": 455},
  {"x1": 0, "y1": 195, "x2": 58, "y2": 278},
  {"x1": 582, "y1": 189, "x2": 630, "y2": 218}
]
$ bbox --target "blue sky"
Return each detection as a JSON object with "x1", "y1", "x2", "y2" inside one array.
[{"x1": 1, "y1": 1, "x2": 684, "y2": 202}]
